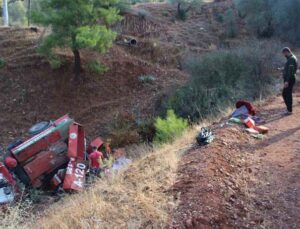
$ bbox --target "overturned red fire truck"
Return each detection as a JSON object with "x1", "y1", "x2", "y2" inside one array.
[{"x1": 0, "y1": 115, "x2": 103, "y2": 204}]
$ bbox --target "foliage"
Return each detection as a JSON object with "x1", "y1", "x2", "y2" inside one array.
[
  {"x1": 8, "y1": 0, "x2": 27, "y2": 26},
  {"x1": 138, "y1": 74, "x2": 156, "y2": 84},
  {"x1": 137, "y1": 9, "x2": 150, "y2": 19},
  {"x1": 234, "y1": 0, "x2": 274, "y2": 38},
  {"x1": 48, "y1": 56, "x2": 63, "y2": 70},
  {"x1": 168, "y1": 0, "x2": 202, "y2": 21},
  {"x1": 0, "y1": 58, "x2": 6, "y2": 69},
  {"x1": 154, "y1": 109, "x2": 188, "y2": 143},
  {"x1": 87, "y1": 60, "x2": 109, "y2": 75},
  {"x1": 166, "y1": 40, "x2": 281, "y2": 121},
  {"x1": 271, "y1": 0, "x2": 300, "y2": 45},
  {"x1": 137, "y1": 118, "x2": 156, "y2": 143},
  {"x1": 234, "y1": 0, "x2": 300, "y2": 44},
  {"x1": 223, "y1": 8, "x2": 239, "y2": 38},
  {"x1": 108, "y1": 113, "x2": 141, "y2": 147},
  {"x1": 0, "y1": 0, "x2": 39, "y2": 26},
  {"x1": 122, "y1": 0, "x2": 164, "y2": 4},
  {"x1": 32, "y1": 0, "x2": 122, "y2": 80}
]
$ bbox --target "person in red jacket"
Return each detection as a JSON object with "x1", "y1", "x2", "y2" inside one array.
[{"x1": 89, "y1": 147, "x2": 104, "y2": 176}]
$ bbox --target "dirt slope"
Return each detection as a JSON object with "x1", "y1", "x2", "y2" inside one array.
[
  {"x1": 170, "y1": 86, "x2": 300, "y2": 228},
  {"x1": 0, "y1": 27, "x2": 186, "y2": 148},
  {"x1": 0, "y1": 1, "x2": 234, "y2": 149}
]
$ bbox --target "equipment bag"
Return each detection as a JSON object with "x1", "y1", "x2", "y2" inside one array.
[{"x1": 196, "y1": 128, "x2": 214, "y2": 146}]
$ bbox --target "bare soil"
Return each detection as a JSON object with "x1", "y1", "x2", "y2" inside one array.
[
  {"x1": 0, "y1": 27, "x2": 187, "y2": 149},
  {"x1": 0, "y1": 2, "x2": 234, "y2": 149},
  {"x1": 169, "y1": 86, "x2": 300, "y2": 228}
]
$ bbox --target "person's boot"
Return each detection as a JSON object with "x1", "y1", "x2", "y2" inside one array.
[{"x1": 283, "y1": 110, "x2": 293, "y2": 116}]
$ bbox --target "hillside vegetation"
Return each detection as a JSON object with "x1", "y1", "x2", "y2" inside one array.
[
  {"x1": 0, "y1": 1, "x2": 233, "y2": 148},
  {"x1": 1, "y1": 0, "x2": 300, "y2": 228}
]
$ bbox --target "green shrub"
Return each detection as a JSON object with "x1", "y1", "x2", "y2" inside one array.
[
  {"x1": 169, "y1": 0, "x2": 202, "y2": 21},
  {"x1": 0, "y1": 58, "x2": 6, "y2": 69},
  {"x1": 49, "y1": 56, "x2": 63, "y2": 70},
  {"x1": 138, "y1": 75, "x2": 156, "y2": 84},
  {"x1": 162, "y1": 12, "x2": 169, "y2": 17},
  {"x1": 166, "y1": 40, "x2": 281, "y2": 121},
  {"x1": 8, "y1": 1, "x2": 27, "y2": 26},
  {"x1": 234, "y1": 0, "x2": 300, "y2": 44},
  {"x1": 154, "y1": 109, "x2": 188, "y2": 143},
  {"x1": 215, "y1": 13, "x2": 224, "y2": 23},
  {"x1": 87, "y1": 61, "x2": 109, "y2": 75},
  {"x1": 137, "y1": 119, "x2": 156, "y2": 143},
  {"x1": 271, "y1": 0, "x2": 300, "y2": 45},
  {"x1": 137, "y1": 9, "x2": 151, "y2": 19},
  {"x1": 176, "y1": 7, "x2": 188, "y2": 21},
  {"x1": 108, "y1": 113, "x2": 140, "y2": 147},
  {"x1": 234, "y1": 0, "x2": 274, "y2": 38},
  {"x1": 224, "y1": 9, "x2": 239, "y2": 38}
]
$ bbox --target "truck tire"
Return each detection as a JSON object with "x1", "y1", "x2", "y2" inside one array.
[
  {"x1": 28, "y1": 121, "x2": 51, "y2": 136},
  {"x1": 6, "y1": 139, "x2": 23, "y2": 152}
]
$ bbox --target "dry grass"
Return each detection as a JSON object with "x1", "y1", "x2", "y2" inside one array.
[
  {"x1": 0, "y1": 109, "x2": 232, "y2": 229},
  {"x1": 0, "y1": 127, "x2": 197, "y2": 229},
  {"x1": 0, "y1": 202, "x2": 31, "y2": 229},
  {"x1": 33, "y1": 129, "x2": 198, "y2": 229}
]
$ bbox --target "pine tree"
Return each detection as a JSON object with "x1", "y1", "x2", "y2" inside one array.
[
  {"x1": 32, "y1": 0, "x2": 122, "y2": 81},
  {"x1": 168, "y1": 0, "x2": 202, "y2": 20}
]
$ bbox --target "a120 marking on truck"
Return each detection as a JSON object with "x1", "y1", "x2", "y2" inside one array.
[{"x1": 64, "y1": 158, "x2": 86, "y2": 190}]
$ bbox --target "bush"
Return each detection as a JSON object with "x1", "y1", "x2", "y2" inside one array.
[
  {"x1": 49, "y1": 56, "x2": 63, "y2": 70},
  {"x1": 0, "y1": 58, "x2": 6, "y2": 69},
  {"x1": 137, "y1": 9, "x2": 151, "y2": 19},
  {"x1": 234, "y1": 0, "x2": 274, "y2": 38},
  {"x1": 234, "y1": 0, "x2": 300, "y2": 44},
  {"x1": 169, "y1": 0, "x2": 202, "y2": 21},
  {"x1": 154, "y1": 109, "x2": 188, "y2": 143},
  {"x1": 138, "y1": 75, "x2": 156, "y2": 84},
  {"x1": 166, "y1": 40, "x2": 281, "y2": 121},
  {"x1": 176, "y1": 7, "x2": 188, "y2": 21},
  {"x1": 87, "y1": 61, "x2": 109, "y2": 75},
  {"x1": 108, "y1": 113, "x2": 140, "y2": 147},
  {"x1": 223, "y1": 9, "x2": 239, "y2": 38},
  {"x1": 271, "y1": 0, "x2": 300, "y2": 46},
  {"x1": 8, "y1": 1, "x2": 27, "y2": 26},
  {"x1": 137, "y1": 119, "x2": 156, "y2": 143}
]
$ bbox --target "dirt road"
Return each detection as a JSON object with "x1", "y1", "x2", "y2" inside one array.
[{"x1": 170, "y1": 86, "x2": 300, "y2": 228}]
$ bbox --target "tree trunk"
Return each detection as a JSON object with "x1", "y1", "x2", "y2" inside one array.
[
  {"x1": 3, "y1": 0, "x2": 9, "y2": 26},
  {"x1": 27, "y1": 0, "x2": 31, "y2": 26},
  {"x1": 73, "y1": 49, "x2": 81, "y2": 82},
  {"x1": 177, "y1": 3, "x2": 181, "y2": 16}
]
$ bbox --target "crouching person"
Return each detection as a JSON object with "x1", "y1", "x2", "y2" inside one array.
[{"x1": 89, "y1": 146, "x2": 104, "y2": 177}]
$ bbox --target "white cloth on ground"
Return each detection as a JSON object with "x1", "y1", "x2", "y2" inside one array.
[{"x1": 112, "y1": 157, "x2": 132, "y2": 171}]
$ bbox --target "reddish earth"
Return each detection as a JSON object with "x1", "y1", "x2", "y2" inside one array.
[
  {"x1": 170, "y1": 85, "x2": 300, "y2": 228},
  {"x1": 0, "y1": 27, "x2": 187, "y2": 149},
  {"x1": 3, "y1": 2, "x2": 298, "y2": 227},
  {"x1": 0, "y1": 2, "x2": 233, "y2": 149}
]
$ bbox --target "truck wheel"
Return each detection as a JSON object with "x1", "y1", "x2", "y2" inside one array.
[
  {"x1": 6, "y1": 139, "x2": 23, "y2": 152},
  {"x1": 28, "y1": 121, "x2": 51, "y2": 136}
]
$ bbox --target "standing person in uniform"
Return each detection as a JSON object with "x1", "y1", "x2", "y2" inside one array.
[{"x1": 282, "y1": 47, "x2": 298, "y2": 115}]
